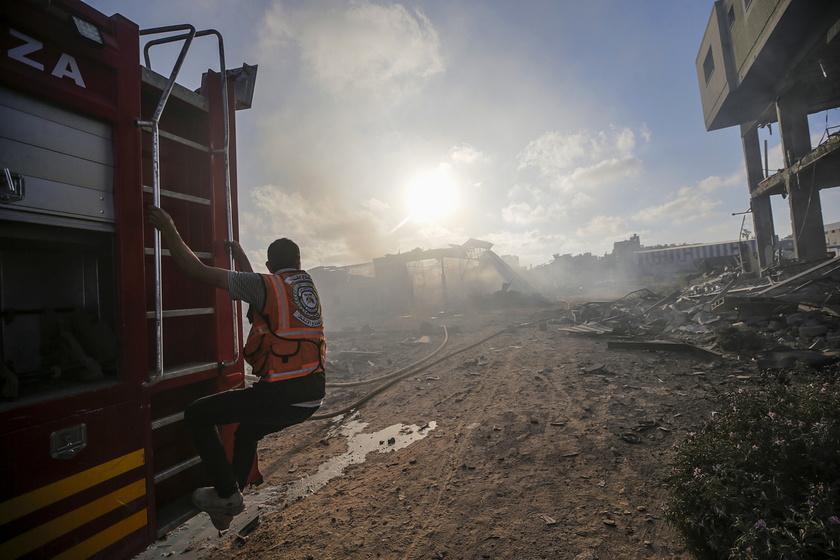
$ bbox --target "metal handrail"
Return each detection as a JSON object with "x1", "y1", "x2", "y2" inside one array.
[
  {"x1": 136, "y1": 24, "x2": 196, "y2": 386},
  {"x1": 139, "y1": 27, "x2": 240, "y2": 383}
]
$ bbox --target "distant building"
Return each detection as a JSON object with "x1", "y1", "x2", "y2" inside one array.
[
  {"x1": 825, "y1": 221, "x2": 840, "y2": 251},
  {"x1": 613, "y1": 234, "x2": 641, "y2": 270},
  {"x1": 635, "y1": 240, "x2": 757, "y2": 277}
]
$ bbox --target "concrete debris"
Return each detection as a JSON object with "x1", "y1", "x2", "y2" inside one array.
[
  {"x1": 557, "y1": 255, "x2": 840, "y2": 373},
  {"x1": 400, "y1": 335, "x2": 432, "y2": 345},
  {"x1": 558, "y1": 322, "x2": 613, "y2": 335},
  {"x1": 581, "y1": 363, "x2": 607, "y2": 374},
  {"x1": 606, "y1": 341, "x2": 723, "y2": 362},
  {"x1": 620, "y1": 433, "x2": 641, "y2": 444},
  {"x1": 692, "y1": 311, "x2": 720, "y2": 325}
]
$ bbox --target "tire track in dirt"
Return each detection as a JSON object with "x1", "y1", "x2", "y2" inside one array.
[
  {"x1": 397, "y1": 328, "x2": 514, "y2": 559},
  {"x1": 399, "y1": 324, "x2": 577, "y2": 558}
]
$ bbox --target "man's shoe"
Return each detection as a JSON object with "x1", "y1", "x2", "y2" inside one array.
[
  {"x1": 192, "y1": 487, "x2": 245, "y2": 516},
  {"x1": 207, "y1": 511, "x2": 234, "y2": 531}
]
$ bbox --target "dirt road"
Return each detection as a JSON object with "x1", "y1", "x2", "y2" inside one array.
[{"x1": 199, "y1": 305, "x2": 752, "y2": 559}]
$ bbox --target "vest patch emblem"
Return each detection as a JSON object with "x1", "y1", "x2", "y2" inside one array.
[{"x1": 292, "y1": 280, "x2": 322, "y2": 327}]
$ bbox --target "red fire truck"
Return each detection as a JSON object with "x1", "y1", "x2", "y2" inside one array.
[{"x1": 0, "y1": 1, "x2": 258, "y2": 557}]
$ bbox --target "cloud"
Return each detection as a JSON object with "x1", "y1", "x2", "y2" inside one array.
[
  {"x1": 260, "y1": 0, "x2": 444, "y2": 103},
  {"x1": 600, "y1": 127, "x2": 636, "y2": 157},
  {"x1": 515, "y1": 126, "x2": 647, "y2": 193},
  {"x1": 502, "y1": 202, "x2": 557, "y2": 225},
  {"x1": 566, "y1": 156, "x2": 643, "y2": 188},
  {"x1": 500, "y1": 197, "x2": 590, "y2": 225},
  {"x1": 361, "y1": 198, "x2": 390, "y2": 213},
  {"x1": 243, "y1": 184, "x2": 391, "y2": 266},
  {"x1": 696, "y1": 171, "x2": 743, "y2": 193},
  {"x1": 448, "y1": 143, "x2": 490, "y2": 164},
  {"x1": 516, "y1": 131, "x2": 589, "y2": 175},
  {"x1": 632, "y1": 174, "x2": 736, "y2": 225},
  {"x1": 501, "y1": 189, "x2": 600, "y2": 227},
  {"x1": 575, "y1": 215, "x2": 630, "y2": 238},
  {"x1": 507, "y1": 183, "x2": 544, "y2": 200}
]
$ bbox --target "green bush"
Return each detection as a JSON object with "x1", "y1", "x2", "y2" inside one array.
[{"x1": 666, "y1": 372, "x2": 840, "y2": 559}]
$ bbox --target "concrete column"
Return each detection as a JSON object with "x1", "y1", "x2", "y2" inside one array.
[
  {"x1": 751, "y1": 195, "x2": 776, "y2": 267},
  {"x1": 776, "y1": 95, "x2": 826, "y2": 261},
  {"x1": 741, "y1": 124, "x2": 776, "y2": 269}
]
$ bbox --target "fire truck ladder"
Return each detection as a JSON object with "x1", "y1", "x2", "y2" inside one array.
[
  {"x1": 136, "y1": 25, "x2": 245, "y2": 533},
  {"x1": 136, "y1": 25, "x2": 240, "y2": 386}
]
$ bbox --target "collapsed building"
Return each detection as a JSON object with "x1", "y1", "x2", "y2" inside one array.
[
  {"x1": 309, "y1": 239, "x2": 538, "y2": 326},
  {"x1": 697, "y1": 0, "x2": 840, "y2": 269}
]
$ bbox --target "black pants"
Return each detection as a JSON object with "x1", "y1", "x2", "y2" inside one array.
[{"x1": 184, "y1": 381, "x2": 318, "y2": 498}]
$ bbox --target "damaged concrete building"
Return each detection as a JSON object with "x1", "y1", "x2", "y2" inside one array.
[
  {"x1": 697, "y1": 0, "x2": 840, "y2": 269},
  {"x1": 308, "y1": 239, "x2": 538, "y2": 326}
]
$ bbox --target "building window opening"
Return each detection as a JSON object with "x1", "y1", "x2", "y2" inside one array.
[
  {"x1": 703, "y1": 47, "x2": 715, "y2": 84},
  {"x1": 728, "y1": 5, "x2": 736, "y2": 26}
]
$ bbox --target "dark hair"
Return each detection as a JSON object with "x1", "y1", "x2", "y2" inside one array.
[{"x1": 267, "y1": 238, "x2": 300, "y2": 271}]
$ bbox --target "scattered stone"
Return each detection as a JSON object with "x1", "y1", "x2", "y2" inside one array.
[
  {"x1": 799, "y1": 324, "x2": 828, "y2": 338},
  {"x1": 620, "y1": 433, "x2": 641, "y2": 444}
]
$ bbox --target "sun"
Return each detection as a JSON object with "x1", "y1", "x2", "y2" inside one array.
[{"x1": 404, "y1": 168, "x2": 458, "y2": 223}]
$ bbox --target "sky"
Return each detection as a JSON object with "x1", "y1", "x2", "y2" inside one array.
[{"x1": 88, "y1": 0, "x2": 840, "y2": 269}]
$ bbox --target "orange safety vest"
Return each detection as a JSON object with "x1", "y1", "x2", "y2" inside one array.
[{"x1": 244, "y1": 270, "x2": 326, "y2": 382}]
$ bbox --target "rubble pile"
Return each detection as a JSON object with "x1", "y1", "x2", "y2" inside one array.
[{"x1": 556, "y1": 256, "x2": 840, "y2": 372}]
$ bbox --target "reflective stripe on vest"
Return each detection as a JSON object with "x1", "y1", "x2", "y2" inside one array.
[{"x1": 261, "y1": 362, "x2": 321, "y2": 382}]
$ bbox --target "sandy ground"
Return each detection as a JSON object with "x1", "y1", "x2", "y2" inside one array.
[{"x1": 179, "y1": 303, "x2": 757, "y2": 560}]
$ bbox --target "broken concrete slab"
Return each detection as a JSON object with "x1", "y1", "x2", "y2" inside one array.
[
  {"x1": 692, "y1": 311, "x2": 720, "y2": 325},
  {"x1": 558, "y1": 322, "x2": 614, "y2": 335},
  {"x1": 798, "y1": 325, "x2": 828, "y2": 338},
  {"x1": 758, "y1": 255, "x2": 840, "y2": 296},
  {"x1": 606, "y1": 340, "x2": 723, "y2": 361}
]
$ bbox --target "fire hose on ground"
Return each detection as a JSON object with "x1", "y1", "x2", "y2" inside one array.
[{"x1": 309, "y1": 325, "x2": 508, "y2": 421}]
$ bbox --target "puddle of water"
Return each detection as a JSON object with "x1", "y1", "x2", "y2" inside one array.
[
  {"x1": 279, "y1": 417, "x2": 436, "y2": 505},
  {"x1": 133, "y1": 415, "x2": 436, "y2": 559}
]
